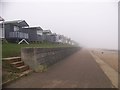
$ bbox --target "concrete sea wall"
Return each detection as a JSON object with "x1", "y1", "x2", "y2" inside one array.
[{"x1": 21, "y1": 47, "x2": 80, "y2": 72}]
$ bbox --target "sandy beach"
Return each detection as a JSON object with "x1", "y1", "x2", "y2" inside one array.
[{"x1": 91, "y1": 49, "x2": 118, "y2": 72}]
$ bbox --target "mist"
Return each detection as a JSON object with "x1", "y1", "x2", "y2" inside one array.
[{"x1": 1, "y1": 0, "x2": 118, "y2": 49}]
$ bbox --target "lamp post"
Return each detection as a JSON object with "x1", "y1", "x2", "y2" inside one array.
[
  {"x1": 0, "y1": 16, "x2": 5, "y2": 39},
  {"x1": 0, "y1": 17, "x2": 4, "y2": 90},
  {"x1": 2, "y1": 19, "x2": 5, "y2": 39}
]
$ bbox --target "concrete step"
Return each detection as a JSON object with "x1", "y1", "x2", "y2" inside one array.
[
  {"x1": 20, "y1": 69, "x2": 33, "y2": 77},
  {"x1": 3, "y1": 57, "x2": 32, "y2": 73},
  {"x1": 17, "y1": 65, "x2": 29, "y2": 72},
  {"x1": 3, "y1": 57, "x2": 21, "y2": 63},
  {"x1": 11, "y1": 61, "x2": 24, "y2": 67}
]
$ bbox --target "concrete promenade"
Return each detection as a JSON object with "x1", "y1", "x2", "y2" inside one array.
[{"x1": 4, "y1": 48, "x2": 113, "y2": 88}]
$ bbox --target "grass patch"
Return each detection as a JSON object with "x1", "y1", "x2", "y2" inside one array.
[
  {"x1": 35, "y1": 65, "x2": 48, "y2": 72},
  {"x1": 2, "y1": 42, "x2": 73, "y2": 58},
  {"x1": 2, "y1": 71, "x2": 19, "y2": 83},
  {"x1": 2, "y1": 61, "x2": 20, "y2": 83}
]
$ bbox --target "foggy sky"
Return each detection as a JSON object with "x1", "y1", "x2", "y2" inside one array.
[{"x1": 0, "y1": 0, "x2": 118, "y2": 49}]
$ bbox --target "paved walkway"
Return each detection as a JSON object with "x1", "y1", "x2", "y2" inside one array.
[{"x1": 4, "y1": 49, "x2": 113, "y2": 88}]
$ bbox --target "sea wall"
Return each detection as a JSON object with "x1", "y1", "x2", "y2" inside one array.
[{"x1": 21, "y1": 47, "x2": 80, "y2": 72}]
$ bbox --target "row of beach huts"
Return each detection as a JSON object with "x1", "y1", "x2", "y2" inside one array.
[{"x1": 0, "y1": 19, "x2": 78, "y2": 45}]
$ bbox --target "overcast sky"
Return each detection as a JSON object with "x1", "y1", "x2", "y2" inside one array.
[{"x1": 0, "y1": 0, "x2": 119, "y2": 49}]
